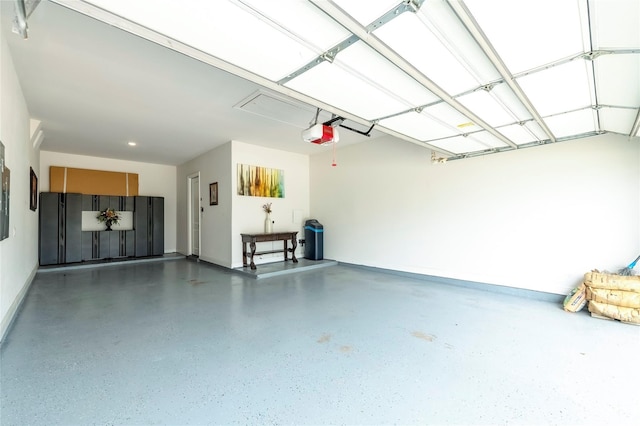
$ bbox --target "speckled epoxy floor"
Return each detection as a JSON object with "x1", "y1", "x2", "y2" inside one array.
[{"x1": 1, "y1": 259, "x2": 639, "y2": 425}]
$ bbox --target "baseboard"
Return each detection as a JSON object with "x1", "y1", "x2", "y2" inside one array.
[
  {"x1": 37, "y1": 253, "x2": 186, "y2": 273},
  {"x1": 339, "y1": 262, "x2": 564, "y2": 303},
  {"x1": 0, "y1": 264, "x2": 38, "y2": 345}
]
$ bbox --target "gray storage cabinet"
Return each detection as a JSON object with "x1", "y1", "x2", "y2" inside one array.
[
  {"x1": 81, "y1": 195, "x2": 135, "y2": 260},
  {"x1": 134, "y1": 196, "x2": 164, "y2": 257},
  {"x1": 39, "y1": 192, "x2": 82, "y2": 265},
  {"x1": 39, "y1": 192, "x2": 163, "y2": 265}
]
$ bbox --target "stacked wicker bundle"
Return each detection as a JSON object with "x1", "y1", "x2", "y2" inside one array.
[{"x1": 583, "y1": 271, "x2": 640, "y2": 325}]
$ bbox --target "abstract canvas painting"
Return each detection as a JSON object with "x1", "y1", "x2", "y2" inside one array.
[{"x1": 237, "y1": 164, "x2": 284, "y2": 198}]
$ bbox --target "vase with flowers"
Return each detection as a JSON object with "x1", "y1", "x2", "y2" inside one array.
[
  {"x1": 262, "y1": 202, "x2": 273, "y2": 233},
  {"x1": 97, "y1": 208, "x2": 121, "y2": 231}
]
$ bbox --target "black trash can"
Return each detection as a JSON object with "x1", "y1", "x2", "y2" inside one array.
[{"x1": 304, "y1": 219, "x2": 324, "y2": 260}]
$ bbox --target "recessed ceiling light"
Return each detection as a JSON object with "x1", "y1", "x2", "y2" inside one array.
[{"x1": 128, "y1": 141, "x2": 137, "y2": 146}]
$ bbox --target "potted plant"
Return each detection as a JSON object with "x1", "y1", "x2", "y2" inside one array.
[
  {"x1": 262, "y1": 202, "x2": 273, "y2": 233},
  {"x1": 97, "y1": 208, "x2": 121, "y2": 231}
]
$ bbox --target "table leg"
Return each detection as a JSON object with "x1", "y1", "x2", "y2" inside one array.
[
  {"x1": 291, "y1": 236, "x2": 298, "y2": 263},
  {"x1": 284, "y1": 240, "x2": 288, "y2": 261},
  {"x1": 249, "y1": 241, "x2": 257, "y2": 270},
  {"x1": 242, "y1": 242, "x2": 248, "y2": 267}
]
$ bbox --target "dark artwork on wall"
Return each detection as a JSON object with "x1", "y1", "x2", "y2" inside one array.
[
  {"x1": 210, "y1": 182, "x2": 218, "y2": 206},
  {"x1": 30, "y1": 167, "x2": 38, "y2": 211},
  {"x1": 1, "y1": 141, "x2": 9, "y2": 241}
]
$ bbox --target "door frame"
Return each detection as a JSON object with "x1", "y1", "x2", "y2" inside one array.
[{"x1": 187, "y1": 172, "x2": 201, "y2": 257}]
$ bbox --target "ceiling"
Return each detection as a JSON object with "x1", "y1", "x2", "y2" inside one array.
[{"x1": 2, "y1": 0, "x2": 639, "y2": 166}]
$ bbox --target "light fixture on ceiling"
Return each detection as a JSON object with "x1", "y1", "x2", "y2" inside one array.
[{"x1": 128, "y1": 141, "x2": 137, "y2": 146}]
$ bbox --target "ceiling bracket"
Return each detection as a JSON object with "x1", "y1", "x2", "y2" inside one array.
[
  {"x1": 340, "y1": 122, "x2": 375, "y2": 137},
  {"x1": 479, "y1": 83, "x2": 496, "y2": 92},
  {"x1": 312, "y1": 109, "x2": 376, "y2": 138},
  {"x1": 278, "y1": 35, "x2": 359, "y2": 85},
  {"x1": 366, "y1": 0, "x2": 426, "y2": 32},
  {"x1": 323, "y1": 115, "x2": 344, "y2": 127},
  {"x1": 321, "y1": 51, "x2": 337, "y2": 64},
  {"x1": 405, "y1": 0, "x2": 424, "y2": 13},
  {"x1": 323, "y1": 115, "x2": 375, "y2": 137},
  {"x1": 431, "y1": 151, "x2": 448, "y2": 164},
  {"x1": 581, "y1": 50, "x2": 610, "y2": 61}
]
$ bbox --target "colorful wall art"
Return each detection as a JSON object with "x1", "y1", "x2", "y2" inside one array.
[{"x1": 237, "y1": 164, "x2": 285, "y2": 198}]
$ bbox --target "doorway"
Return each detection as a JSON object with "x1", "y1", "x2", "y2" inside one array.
[{"x1": 188, "y1": 174, "x2": 201, "y2": 257}]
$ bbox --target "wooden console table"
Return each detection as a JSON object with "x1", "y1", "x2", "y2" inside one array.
[{"x1": 241, "y1": 232, "x2": 298, "y2": 270}]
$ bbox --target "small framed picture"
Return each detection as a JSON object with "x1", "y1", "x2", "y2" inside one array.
[
  {"x1": 209, "y1": 182, "x2": 218, "y2": 206},
  {"x1": 29, "y1": 167, "x2": 38, "y2": 211}
]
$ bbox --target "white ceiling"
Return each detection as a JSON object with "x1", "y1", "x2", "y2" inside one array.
[
  {"x1": 1, "y1": 0, "x2": 381, "y2": 165},
  {"x1": 2, "y1": 0, "x2": 639, "y2": 166}
]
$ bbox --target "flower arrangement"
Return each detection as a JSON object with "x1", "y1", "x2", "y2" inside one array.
[
  {"x1": 262, "y1": 202, "x2": 272, "y2": 214},
  {"x1": 97, "y1": 208, "x2": 121, "y2": 225}
]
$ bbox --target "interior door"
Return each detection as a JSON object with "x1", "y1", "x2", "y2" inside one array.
[{"x1": 190, "y1": 176, "x2": 200, "y2": 256}]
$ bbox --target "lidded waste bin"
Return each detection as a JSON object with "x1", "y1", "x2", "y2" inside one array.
[{"x1": 304, "y1": 219, "x2": 323, "y2": 260}]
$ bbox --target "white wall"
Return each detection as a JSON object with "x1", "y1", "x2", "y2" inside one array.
[
  {"x1": 177, "y1": 140, "x2": 310, "y2": 268},
  {"x1": 310, "y1": 133, "x2": 640, "y2": 295},
  {"x1": 230, "y1": 141, "x2": 310, "y2": 268},
  {"x1": 176, "y1": 142, "x2": 232, "y2": 266},
  {"x1": 0, "y1": 35, "x2": 40, "y2": 340},
  {"x1": 39, "y1": 151, "x2": 177, "y2": 252}
]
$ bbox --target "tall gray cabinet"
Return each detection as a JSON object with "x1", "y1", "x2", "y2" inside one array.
[
  {"x1": 39, "y1": 192, "x2": 164, "y2": 266},
  {"x1": 134, "y1": 196, "x2": 164, "y2": 257},
  {"x1": 39, "y1": 192, "x2": 82, "y2": 265}
]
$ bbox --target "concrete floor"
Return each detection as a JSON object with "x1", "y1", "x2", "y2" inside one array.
[{"x1": 1, "y1": 258, "x2": 638, "y2": 425}]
